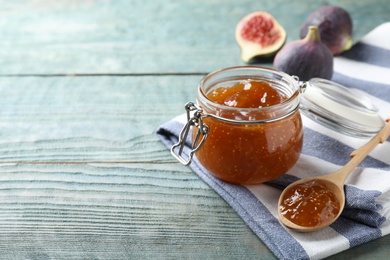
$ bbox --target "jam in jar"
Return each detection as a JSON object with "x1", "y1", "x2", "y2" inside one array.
[{"x1": 172, "y1": 66, "x2": 303, "y2": 185}]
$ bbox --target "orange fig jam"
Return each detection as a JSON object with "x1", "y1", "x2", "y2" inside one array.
[
  {"x1": 194, "y1": 78, "x2": 303, "y2": 185},
  {"x1": 279, "y1": 180, "x2": 341, "y2": 227}
]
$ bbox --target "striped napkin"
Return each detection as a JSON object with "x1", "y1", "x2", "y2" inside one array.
[{"x1": 157, "y1": 23, "x2": 390, "y2": 259}]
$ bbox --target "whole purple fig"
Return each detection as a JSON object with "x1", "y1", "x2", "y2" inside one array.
[
  {"x1": 300, "y1": 6, "x2": 353, "y2": 55},
  {"x1": 273, "y1": 26, "x2": 333, "y2": 81}
]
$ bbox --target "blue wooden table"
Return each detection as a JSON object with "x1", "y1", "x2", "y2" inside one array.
[{"x1": 1, "y1": 0, "x2": 389, "y2": 259}]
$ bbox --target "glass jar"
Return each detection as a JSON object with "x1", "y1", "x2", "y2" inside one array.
[{"x1": 172, "y1": 66, "x2": 303, "y2": 185}]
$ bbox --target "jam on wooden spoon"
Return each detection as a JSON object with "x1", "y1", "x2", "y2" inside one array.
[{"x1": 278, "y1": 118, "x2": 390, "y2": 232}]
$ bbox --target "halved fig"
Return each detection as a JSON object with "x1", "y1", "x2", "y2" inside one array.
[{"x1": 235, "y1": 11, "x2": 287, "y2": 63}]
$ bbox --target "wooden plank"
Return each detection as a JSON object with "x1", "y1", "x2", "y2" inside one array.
[
  {"x1": 0, "y1": 161, "x2": 274, "y2": 259},
  {"x1": 0, "y1": 75, "x2": 201, "y2": 162},
  {"x1": 0, "y1": 0, "x2": 389, "y2": 74}
]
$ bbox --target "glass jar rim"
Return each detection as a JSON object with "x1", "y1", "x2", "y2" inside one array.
[{"x1": 197, "y1": 66, "x2": 301, "y2": 123}]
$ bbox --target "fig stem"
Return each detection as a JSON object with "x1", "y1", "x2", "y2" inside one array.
[
  {"x1": 342, "y1": 37, "x2": 354, "y2": 52},
  {"x1": 305, "y1": 26, "x2": 321, "y2": 42}
]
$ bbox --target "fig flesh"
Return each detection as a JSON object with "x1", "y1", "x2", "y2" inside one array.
[
  {"x1": 235, "y1": 11, "x2": 286, "y2": 63},
  {"x1": 300, "y1": 6, "x2": 353, "y2": 55},
  {"x1": 273, "y1": 26, "x2": 333, "y2": 81}
]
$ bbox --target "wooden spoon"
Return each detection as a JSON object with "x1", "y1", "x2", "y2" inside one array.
[{"x1": 278, "y1": 118, "x2": 390, "y2": 232}]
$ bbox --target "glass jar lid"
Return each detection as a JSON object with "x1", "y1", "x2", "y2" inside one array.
[{"x1": 299, "y1": 78, "x2": 385, "y2": 138}]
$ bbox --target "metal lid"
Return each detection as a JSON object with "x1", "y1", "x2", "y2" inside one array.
[{"x1": 300, "y1": 78, "x2": 385, "y2": 138}]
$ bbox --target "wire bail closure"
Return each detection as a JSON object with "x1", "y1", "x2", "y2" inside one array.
[{"x1": 170, "y1": 102, "x2": 209, "y2": 165}]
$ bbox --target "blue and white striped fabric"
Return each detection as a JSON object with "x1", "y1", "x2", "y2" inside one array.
[{"x1": 157, "y1": 23, "x2": 390, "y2": 259}]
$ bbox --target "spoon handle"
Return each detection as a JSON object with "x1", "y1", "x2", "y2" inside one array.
[
  {"x1": 335, "y1": 118, "x2": 390, "y2": 182},
  {"x1": 351, "y1": 118, "x2": 390, "y2": 158}
]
